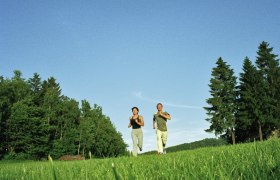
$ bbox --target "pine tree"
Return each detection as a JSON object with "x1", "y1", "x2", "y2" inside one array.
[
  {"x1": 255, "y1": 41, "x2": 280, "y2": 138},
  {"x1": 41, "y1": 77, "x2": 61, "y2": 138},
  {"x1": 205, "y1": 57, "x2": 238, "y2": 144},
  {"x1": 28, "y1": 73, "x2": 43, "y2": 106},
  {"x1": 236, "y1": 57, "x2": 265, "y2": 141}
]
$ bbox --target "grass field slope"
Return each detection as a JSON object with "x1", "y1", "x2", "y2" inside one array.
[
  {"x1": 0, "y1": 139, "x2": 279, "y2": 179},
  {"x1": 143, "y1": 138, "x2": 228, "y2": 155}
]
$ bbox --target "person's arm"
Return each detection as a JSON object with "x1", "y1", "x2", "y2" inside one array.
[
  {"x1": 153, "y1": 115, "x2": 156, "y2": 129},
  {"x1": 159, "y1": 112, "x2": 171, "y2": 120},
  {"x1": 128, "y1": 117, "x2": 132, "y2": 128},
  {"x1": 135, "y1": 116, "x2": 144, "y2": 126},
  {"x1": 140, "y1": 116, "x2": 144, "y2": 126}
]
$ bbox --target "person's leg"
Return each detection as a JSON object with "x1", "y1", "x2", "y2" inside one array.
[
  {"x1": 156, "y1": 129, "x2": 163, "y2": 153},
  {"x1": 162, "y1": 131, "x2": 168, "y2": 154},
  {"x1": 131, "y1": 129, "x2": 138, "y2": 157},
  {"x1": 137, "y1": 129, "x2": 143, "y2": 151}
]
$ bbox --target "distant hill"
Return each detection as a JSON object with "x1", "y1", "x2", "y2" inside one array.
[{"x1": 142, "y1": 138, "x2": 228, "y2": 155}]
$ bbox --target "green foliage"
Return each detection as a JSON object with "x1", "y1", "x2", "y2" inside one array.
[
  {"x1": 90, "y1": 105, "x2": 127, "y2": 158},
  {"x1": 206, "y1": 41, "x2": 280, "y2": 143},
  {"x1": 205, "y1": 57, "x2": 238, "y2": 144},
  {"x1": 0, "y1": 77, "x2": 14, "y2": 158},
  {"x1": 0, "y1": 71, "x2": 127, "y2": 160},
  {"x1": 7, "y1": 96, "x2": 48, "y2": 159},
  {"x1": 236, "y1": 57, "x2": 265, "y2": 142},
  {"x1": 0, "y1": 139, "x2": 279, "y2": 179},
  {"x1": 255, "y1": 42, "x2": 280, "y2": 132},
  {"x1": 77, "y1": 102, "x2": 127, "y2": 158},
  {"x1": 49, "y1": 97, "x2": 81, "y2": 159}
]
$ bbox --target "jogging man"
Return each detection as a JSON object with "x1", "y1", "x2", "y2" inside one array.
[{"x1": 153, "y1": 103, "x2": 171, "y2": 154}]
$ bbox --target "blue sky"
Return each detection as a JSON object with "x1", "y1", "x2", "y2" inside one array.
[{"x1": 1, "y1": 1, "x2": 280, "y2": 152}]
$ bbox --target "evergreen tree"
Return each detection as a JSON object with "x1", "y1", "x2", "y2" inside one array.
[
  {"x1": 28, "y1": 73, "x2": 43, "y2": 106},
  {"x1": 236, "y1": 57, "x2": 265, "y2": 141},
  {"x1": 255, "y1": 41, "x2": 280, "y2": 138},
  {"x1": 205, "y1": 57, "x2": 238, "y2": 144},
  {"x1": 41, "y1": 77, "x2": 62, "y2": 149}
]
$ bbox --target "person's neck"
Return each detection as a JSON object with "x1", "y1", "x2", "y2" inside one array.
[
  {"x1": 158, "y1": 110, "x2": 162, "y2": 113},
  {"x1": 133, "y1": 114, "x2": 138, "y2": 118}
]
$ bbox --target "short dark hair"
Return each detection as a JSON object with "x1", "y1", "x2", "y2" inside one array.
[
  {"x1": 131, "y1": 107, "x2": 139, "y2": 112},
  {"x1": 157, "y1": 103, "x2": 163, "y2": 108}
]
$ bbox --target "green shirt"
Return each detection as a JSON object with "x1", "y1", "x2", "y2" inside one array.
[{"x1": 153, "y1": 112, "x2": 169, "y2": 131}]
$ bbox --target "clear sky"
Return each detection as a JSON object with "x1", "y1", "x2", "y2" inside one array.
[{"x1": 1, "y1": 1, "x2": 280, "y2": 152}]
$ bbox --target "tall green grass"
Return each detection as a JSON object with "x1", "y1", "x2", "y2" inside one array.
[{"x1": 0, "y1": 139, "x2": 279, "y2": 179}]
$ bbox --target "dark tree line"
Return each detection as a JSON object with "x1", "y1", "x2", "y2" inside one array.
[
  {"x1": 0, "y1": 72, "x2": 127, "y2": 160},
  {"x1": 205, "y1": 41, "x2": 280, "y2": 144}
]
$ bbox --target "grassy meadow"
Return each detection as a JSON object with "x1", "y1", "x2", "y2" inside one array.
[{"x1": 0, "y1": 139, "x2": 279, "y2": 179}]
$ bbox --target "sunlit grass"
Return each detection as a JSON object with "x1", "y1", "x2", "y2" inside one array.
[{"x1": 0, "y1": 139, "x2": 279, "y2": 179}]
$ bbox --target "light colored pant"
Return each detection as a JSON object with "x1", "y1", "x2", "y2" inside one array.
[
  {"x1": 156, "y1": 129, "x2": 168, "y2": 153},
  {"x1": 131, "y1": 128, "x2": 143, "y2": 157}
]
